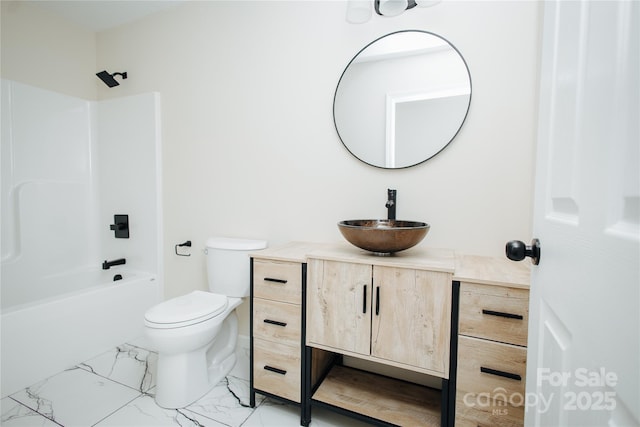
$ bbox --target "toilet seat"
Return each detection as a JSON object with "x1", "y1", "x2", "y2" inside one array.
[{"x1": 145, "y1": 290, "x2": 228, "y2": 329}]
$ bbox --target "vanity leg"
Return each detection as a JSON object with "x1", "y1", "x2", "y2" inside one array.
[
  {"x1": 301, "y1": 410, "x2": 311, "y2": 427},
  {"x1": 301, "y1": 345, "x2": 313, "y2": 426},
  {"x1": 249, "y1": 259, "x2": 255, "y2": 409},
  {"x1": 441, "y1": 379, "x2": 449, "y2": 427},
  {"x1": 446, "y1": 281, "x2": 461, "y2": 427}
]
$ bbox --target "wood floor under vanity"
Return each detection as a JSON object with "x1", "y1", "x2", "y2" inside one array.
[{"x1": 313, "y1": 366, "x2": 441, "y2": 426}]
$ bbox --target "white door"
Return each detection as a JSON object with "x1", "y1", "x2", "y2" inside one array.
[{"x1": 525, "y1": 1, "x2": 639, "y2": 426}]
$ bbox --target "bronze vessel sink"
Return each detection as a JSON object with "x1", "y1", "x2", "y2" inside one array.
[{"x1": 338, "y1": 219, "x2": 430, "y2": 255}]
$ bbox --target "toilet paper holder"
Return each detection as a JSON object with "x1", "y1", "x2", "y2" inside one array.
[{"x1": 175, "y1": 240, "x2": 192, "y2": 257}]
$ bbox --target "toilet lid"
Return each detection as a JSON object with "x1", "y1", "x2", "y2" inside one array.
[{"x1": 144, "y1": 290, "x2": 228, "y2": 327}]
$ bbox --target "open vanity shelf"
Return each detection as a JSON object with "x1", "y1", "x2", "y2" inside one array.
[
  {"x1": 249, "y1": 242, "x2": 530, "y2": 427},
  {"x1": 310, "y1": 364, "x2": 442, "y2": 426}
]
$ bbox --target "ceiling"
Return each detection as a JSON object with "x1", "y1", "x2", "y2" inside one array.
[{"x1": 33, "y1": 0, "x2": 185, "y2": 32}]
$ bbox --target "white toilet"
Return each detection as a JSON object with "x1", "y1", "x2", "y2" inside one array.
[{"x1": 144, "y1": 236, "x2": 267, "y2": 409}]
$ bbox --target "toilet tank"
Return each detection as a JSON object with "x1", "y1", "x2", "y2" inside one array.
[{"x1": 205, "y1": 237, "x2": 267, "y2": 297}]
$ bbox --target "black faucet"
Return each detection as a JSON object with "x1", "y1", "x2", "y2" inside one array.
[
  {"x1": 386, "y1": 189, "x2": 396, "y2": 220},
  {"x1": 102, "y1": 258, "x2": 126, "y2": 270}
]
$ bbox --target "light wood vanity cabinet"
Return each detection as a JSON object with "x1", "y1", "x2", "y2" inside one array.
[
  {"x1": 453, "y1": 255, "x2": 530, "y2": 427},
  {"x1": 249, "y1": 243, "x2": 531, "y2": 427},
  {"x1": 305, "y1": 246, "x2": 456, "y2": 427},
  {"x1": 251, "y1": 255, "x2": 305, "y2": 404},
  {"x1": 250, "y1": 242, "x2": 333, "y2": 426},
  {"x1": 306, "y1": 260, "x2": 372, "y2": 356},
  {"x1": 306, "y1": 259, "x2": 452, "y2": 377}
]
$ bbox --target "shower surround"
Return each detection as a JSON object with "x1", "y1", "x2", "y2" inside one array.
[{"x1": 0, "y1": 80, "x2": 163, "y2": 396}]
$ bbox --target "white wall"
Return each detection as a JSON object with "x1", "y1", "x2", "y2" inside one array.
[
  {"x1": 2, "y1": 1, "x2": 541, "y2": 338},
  {"x1": 0, "y1": 1, "x2": 97, "y2": 100},
  {"x1": 1, "y1": 3, "x2": 162, "y2": 291},
  {"x1": 96, "y1": 0, "x2": 540, "y2": 307}
]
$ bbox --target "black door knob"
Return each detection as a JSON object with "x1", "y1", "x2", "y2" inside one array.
[{"x1": 506, "y1": 238, "x2": 541, "y2": 265}]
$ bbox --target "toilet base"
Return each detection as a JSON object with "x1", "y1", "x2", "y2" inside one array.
[
  {"x1": 207, "y1": 351, "x2": 237, "y2": 395},
  {"x1": 153, "y1": 309, "x2": 239, "y2": 409}
]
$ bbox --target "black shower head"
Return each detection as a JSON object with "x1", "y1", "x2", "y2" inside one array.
[{"x1": 96, "y1": 70, "x2": 127, "y2": 87}]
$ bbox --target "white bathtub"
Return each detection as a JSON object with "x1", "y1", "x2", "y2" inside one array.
[{"x1": 0, "y1": 269, "x2": 161, "y2": 397}]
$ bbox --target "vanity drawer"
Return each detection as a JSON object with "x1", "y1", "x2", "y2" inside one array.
[
  {"x1": 455, "y1": 392, "x2": 524, "y2": 427},
  {"x1": 457, "y1": 336, "x2": 527, "y2": 405},
  {"x1": 253, "y1": 298, "x2": 301, "y2": 347},
  {"x1": 253, "y1": 337, "x2": 301, "y2": 403},
  {"x1": 253, "y1": 259, "x2": 302, "y2": 305},
  {"x1": 459, "y1": 282, "x2": 529, "y2": 346}
]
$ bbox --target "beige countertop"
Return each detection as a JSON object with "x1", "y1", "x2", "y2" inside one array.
[
  {"x1": 250, "y1": 241, "x2": 328, "y2": 263},
  {"x1": 454, "y1": 253, "x2": 531, "y2": 289},
  {"x1": 252, "y1": 241, "x2": 531, "y2": 288}
]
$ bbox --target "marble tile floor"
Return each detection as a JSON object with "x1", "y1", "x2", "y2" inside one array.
[{"x1": 0, "y1": 342, "x2": 369, "y2": 427}]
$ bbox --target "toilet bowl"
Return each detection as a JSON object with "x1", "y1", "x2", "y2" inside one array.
[
  {"x1": 144, "y1": 237, "x2": 267, "y2": 409},
  {"x1": 144, "y1": 291, "x2": 241, "y2": 408}
]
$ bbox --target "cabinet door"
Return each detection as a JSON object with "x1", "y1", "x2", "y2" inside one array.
[
  {"x1": 307, "y1": 259, "x2": 372, "y2": 356},
  {"x1": 371, "y1": 266, "x2": 452, "y2": 376}
]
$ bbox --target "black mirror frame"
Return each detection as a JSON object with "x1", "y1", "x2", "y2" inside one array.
[{"x1": 333, "y1": 30, "x2": 472, "y2": 169}]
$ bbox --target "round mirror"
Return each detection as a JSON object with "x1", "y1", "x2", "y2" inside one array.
[{"x1": 334, "y1": 30, "x2": 472, "y2": 169}]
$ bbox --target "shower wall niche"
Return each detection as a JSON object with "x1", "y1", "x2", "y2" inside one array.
[{"x1": 1, "y1": 79, "x2": 163, "y2": 309}]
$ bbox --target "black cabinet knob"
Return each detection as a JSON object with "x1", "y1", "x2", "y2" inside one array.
[{"x1": 506, "y1": 238, "x2": 541, "y2": 265}]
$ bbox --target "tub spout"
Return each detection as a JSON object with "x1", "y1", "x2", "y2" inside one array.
[{"x1": 102, "y1": 258, "x2": 126, "y2": 270}]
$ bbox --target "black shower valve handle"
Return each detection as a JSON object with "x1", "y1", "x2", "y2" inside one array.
[{"x1": 110, "y1": 214, "x2": 129, "y2": 238}]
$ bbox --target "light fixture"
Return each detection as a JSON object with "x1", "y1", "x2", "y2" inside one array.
[
  {"x1": 374, "y1": 0, "x2": 441, "y2": 17},
  {"x1": 347, "y1": 0, "x2": 441, "y2": 22},
  {"x1": 375, "y1": 0, "x2": 414, "y2": 17}
]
